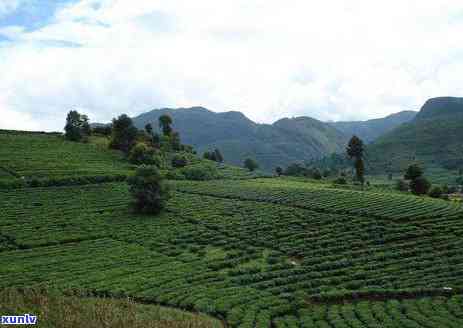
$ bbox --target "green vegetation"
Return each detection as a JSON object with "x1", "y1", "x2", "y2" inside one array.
[
  {"x1": 128, "y1": 165, "x2": 170, "y2": 214},
  {"x1": 0, "y1": 130, "x2": 131, "y2": 181},
  {"x1": 64, "y1": 110, "x2": 90, "y2": 142},
  {"x1": 244, "y1": 158, "x2": 258, "y2": 171},
  {"x1": 0, "y1": 288, "x2": 221, "y2": 328},
  {"x1": 1, "y1": 175, "x2": 462, "y2": 326}
]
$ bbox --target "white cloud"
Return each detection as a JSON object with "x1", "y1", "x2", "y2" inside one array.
[{"x1": 1, "y1": 0, "x2": 463, "y2": 131}]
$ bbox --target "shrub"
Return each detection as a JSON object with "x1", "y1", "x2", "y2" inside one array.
[
  {"x1": 127, "y1": 166, "x2": 170, "y2": 214},
  {"x1": 165, "y1": 170, "x2": 186, "y2": 180},
  {"x1": 171, "y1": 155, "x2": 188, "y2": 168},
  {"x1": 128, "y1": 143, "x2": 157, "y2": 165},
  {"x1": 244, "y1": 158, "x2": 258, "y2": 172},
  {"x1": 410, "y1": 176, "x2": 431, "y2": 196},
  {"x1": 333, "y1": 177, "x2": 347, "y2": 185},
  {"x1": 182, "y1": 165, "x2": 218, "y2": 181},
  {"x1": 428, "y1": 186, "x2": 443, "y2": 198},
  {"x1": 311, "y1": 169, "x2": 322, "y2": 180}
]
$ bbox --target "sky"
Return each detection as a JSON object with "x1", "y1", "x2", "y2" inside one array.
[{"x1": 1, "y1": 0, "x2": 463, "y2": 131}]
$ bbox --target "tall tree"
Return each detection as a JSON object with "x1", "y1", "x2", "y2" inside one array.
[
  {"x1": 109, "y1": 114, "x2": 138, "y2": 153},
  {"x1": 64, "y1": 110, "x2": 90, "y2": 142},
  {"x1": 171, "y1": 131, "x2": 181, "y2": 151},
  {"x1": 159, "y1": 114, "x2": 173, "y2": 136},
  {"x1": 346, "y1": 135, "x2": 365, "y2": 187},
  {"x1": 127, "y1": 165, "x2": 170, "y2": 214}
]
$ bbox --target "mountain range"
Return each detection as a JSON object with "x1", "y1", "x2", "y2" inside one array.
[
  {"x1": 366, "y1": 97, "x2": 463, "y2": 174},
  {"x1": 130, "y1": 107, "x2": 416, "y2": 171}
]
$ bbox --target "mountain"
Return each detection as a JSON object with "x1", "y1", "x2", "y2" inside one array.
[
  {"x1": 131, "y1": 107, "x2": 348, "y2": 171},
  {"x1": 366, "y1": 97, "x2": 463, "y2": 174},
  {"x1": 329, "y1": 111, "x2": 416, "y2": 143}
]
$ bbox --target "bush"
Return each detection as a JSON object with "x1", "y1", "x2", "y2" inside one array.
[
  {"x1": 128, "y1": 143, "x2": 157, "y2": 165},
  {"x1": 428, "y1": 186, "x2": 443, "y2": 198},
  {"x1": 127, "y1": 166, "x2": 170, "y2": 214},
  {"x1": 396, "y1": 179, "x2": 409, "y2": 192},
  {"x1": 333, "y1": 177, "x2": 347, "y2": 185},
  {"x1": 182, "y1": 165, "x2": 218, "y2": 181},
  {"x1": 410, "y1": 177, "x2": 431, "y2": 196},
  {"x1": 311, "y1": 169, "x2": 322, "y2": 180},
  {"x1": 171, "y1": 155, "x2": 188, "y2": 168},
  {"x1": 244, "y1": 158, "x2": 258, "y2": 172},
  {"x1": 165, "y1": 170, "x2": 186, "y2": 180}
]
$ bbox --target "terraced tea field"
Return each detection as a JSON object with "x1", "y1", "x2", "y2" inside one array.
[
  {"x1": 0, "y1": 130, "x2": 131, "y2": 180},
  {"x1": 1, "y1": 179, "x2": 463, "y2": 327}
]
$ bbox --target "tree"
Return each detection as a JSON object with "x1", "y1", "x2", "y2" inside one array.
[
  {"x1": 64, "y1": 110, "x2": 90, "y2": 142},
  {"x1": 203, "y1": 151, "x2": 211, "y2": 160},
  {"x1": 396, "y1": 179, "x2": 409, "y2": 192},
  {"x1": 127, "y1": 165, "x2": 170, "y2": 214},
  {"x1": 404, "y1": 164, "x2": 423, "y2": 180},
  {"x1": 214, "y1": 149, "x2": 224, "y2": 163},
  {"x1": 145, "y1": 123, "x2": 153, "y2": 136},
  {"x1": 128, "y1": 143, "x2": 157, "y2": 165},
  {"x1": 410, "y1": 176, "x2": 431, "y2": 196},
  {"x1": 428, "y1": 186, "x2": 443, "y2": 198},
  {"x1": 109, "y1": 114, "x2": 138, "y2": 153},
  {"x1": 171, "y1": 131, "x2": 181, "y2": 151},
  {"x1": 159, "y1": 114, "x2": 173, "y2": 136},
  {"x1": 346, "y1": 135, "x2": 365, "y2": 187},
  {"x1": 311, "y1": 168, "x2": 322, "y2": 180},
  {"x1": 244, "y1": 158, "x2": 258, "y2": 171},
  {"x1": 275, "y1": 167, "x2": 283, "y2": 176}
]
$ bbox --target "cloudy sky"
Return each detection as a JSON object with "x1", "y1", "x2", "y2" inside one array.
[{"x1": 1, "y1": 0, "x2": 463, "y2": 131}]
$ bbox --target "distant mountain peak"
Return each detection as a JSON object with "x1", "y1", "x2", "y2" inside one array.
[{"x1": 416, "y1": 96, "x2": 463, "y2": 120}]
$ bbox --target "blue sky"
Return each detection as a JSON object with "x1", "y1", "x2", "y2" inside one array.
[{"x1": 1, "y1": 0, "x2": 463, "y2": 131}]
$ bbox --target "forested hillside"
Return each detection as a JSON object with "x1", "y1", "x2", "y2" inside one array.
[{"x1": 367, "y1": 97, "x2": 463, "y2": 175}]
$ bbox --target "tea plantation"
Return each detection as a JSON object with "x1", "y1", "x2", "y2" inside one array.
[{"x1": 1, "y1": 132, "x2": 463, "y2": 327}]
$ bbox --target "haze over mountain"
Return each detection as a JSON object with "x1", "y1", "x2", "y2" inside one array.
[
  {"x1": 130, "y1": 107, "x2": 414, "y2": 171},
  {"x1": 329, "y1": 111, "x2": 417, "y2": 143},
  {"x1": 367, "y1": 97, "x2": 463, "y2": 174}
]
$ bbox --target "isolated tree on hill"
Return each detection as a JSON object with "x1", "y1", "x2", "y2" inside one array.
[
  {"x1": 64, "y1": 110, "x2": 90, "y2": 142},
  {"x1": 244, "y1": 158, "x2": 258, "y2": 172},
  {"x1": 203, "y1": 151, "x2": 211, "y2": 160},
  {"x1": 127, "y1": 165, "x2": 170, "y2": 214},
  {"x1": 346, "y1": 135, "x2": 365, "y2": 187},
  {"x1": 159, "y1": 114, "x2": 173, "y2": 136},
  {"x1": 275, "y1": 166, "x2": 283, "y2": 176},
  {"x1": 404, "y1": 164, "x2": 430, "y2": 195},
  {"x1": 214, "y1": 149, "x2": 224, "y2": 163},
  {"x1": 109, "y1": 114, "x2": 138, "y2": 153}
]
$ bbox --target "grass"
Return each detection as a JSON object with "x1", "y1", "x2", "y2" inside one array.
[{"x1": 0, "y1": 288, "x2": 222, "y2": 328}]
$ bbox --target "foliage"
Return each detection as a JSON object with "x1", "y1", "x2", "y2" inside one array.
[
  {"x1": 244, "y1": 158, "x2": 258, "y2": 171},
  {"x1": 128, "y1": 143, "x2": 157, "y2": 165},
  {"x1": 172, "y1": 154, "x2": 188, "y2": 168},
  {"x1": 64, "y1": 110, "x2": 90, "y2": 142},
  {"x1": 127, "y1": 165, "x2": 170, "y2": 214},
  {"x1": 91, "y1": 125, "x2": 112, "y2": 136},
  {"x1": 2, "y1": 179, "x2": 463, "y2": 326},
  {"x1": 428, "y1": 186, "x2": 443, "y2": 199},
  {"x1": 159, "y1": 114, "x2": 173, "y2": 136},
  {"x1": 0, "y1": 288, "x2": 221, "y2": 328},
  {"x1": 346, "y1": 135, "x2": 365, "y2": 185},
  {"x1": 109, "y1": 114, "x2": 138, "y2": 153},
  {"x1": 181, "y1": 163, "x2": 219, "y2": 181},
  {"x1": 275, "y1": 166, "x2": 283, "y2": 176},
  {"x1": 410, "y1": 176, "x2": 431, "y2": 196},
  {"x1": 333, "y1": 176, "x2": 347, "y2": 185},
  {"x1": 171, "y1": 131, "x2": 182, "y2": 151},
  {"x1": 404, "y1": 164, "x2": 423, "y2": 180}
]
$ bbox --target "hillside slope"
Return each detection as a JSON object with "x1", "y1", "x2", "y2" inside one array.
[
  {"x1": 132, "y1": 107, "x2": 348, "y2": 171},
  {"x1": 330, "y1": 110, "x2": 416, "y2": 143},
  {"x1": 367, "y1": 97, "x2": 463, "y2": 174}
]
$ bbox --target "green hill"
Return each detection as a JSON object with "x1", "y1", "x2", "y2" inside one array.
[
  {"x1": 329, "y1": 110, "x2": 416, "y2": 143},
  {"x1": 132, "y1": 107, "x2": 348, "y2": 171},
  {"x1": 367, "y1": 97, "x2": 463, "y2": 176}
]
